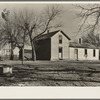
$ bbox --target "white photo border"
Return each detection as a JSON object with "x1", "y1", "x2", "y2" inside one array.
[{"x1": 0, "y1": 1, "x2": 100, "y2": 99}]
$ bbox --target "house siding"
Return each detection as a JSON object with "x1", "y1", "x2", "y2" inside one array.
[
  {"x1": 51, "y1": 31, "x2": 69, "y2": 60},
  {"x1": 35, "y1": 39, "x2": 51, "y2": 60},
  {"x1": 69, "y1": 47, "x2": 99, "y2": 60},
  {"x1": 69, "y1": 48, "x2": 75, "y2": 60}
]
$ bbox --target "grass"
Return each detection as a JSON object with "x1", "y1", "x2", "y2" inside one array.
[{"x1": 1, "y1": 60, "x2": 100, "y2": 86}]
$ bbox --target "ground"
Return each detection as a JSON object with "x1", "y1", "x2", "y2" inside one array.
[{"x1": 1, "y1": 60, "x2": 100, "y2": 86}]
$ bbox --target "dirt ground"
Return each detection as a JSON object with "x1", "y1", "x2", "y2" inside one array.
[{"x1": 1, "y1": 60, "x2": 100, "y2": 86}]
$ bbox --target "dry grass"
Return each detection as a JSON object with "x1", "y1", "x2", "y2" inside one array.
[{"x1": 0, "y1": 60, "x2": 100, "y2": 86}]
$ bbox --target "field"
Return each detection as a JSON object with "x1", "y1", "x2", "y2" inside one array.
[{"x1": 1, "y1": 60, "x2": 100, "y2": 86}]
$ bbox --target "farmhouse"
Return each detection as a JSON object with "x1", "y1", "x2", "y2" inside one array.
[
  {"x1": 35, "y1": 30, "x2": 70, "y2": 60},
  {"x1": 35, "y1": 30, "x2": 100, "y2": 61}
]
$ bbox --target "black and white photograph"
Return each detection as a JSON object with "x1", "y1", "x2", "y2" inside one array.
[{"x1": 0, "y1": 2, "x2": 100, "y2": 86}]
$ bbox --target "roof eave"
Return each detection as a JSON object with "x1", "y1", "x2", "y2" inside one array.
[{"x1": 60, "y1": 30, "x2": 71, "y2": 40}]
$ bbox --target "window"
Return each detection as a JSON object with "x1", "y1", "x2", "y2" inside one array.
[
  {"x1": 59, "y1": 47, "x2": 62, "y2": 53},
  {"x1": 59, "y1": 35, "x2": 62, "y2": 44},
  {"x1": 85, "y1": 49, "x2": 87, "y2": 55},
  {"x1": 93, "y1": 49, "x2": 96, "y2": 57},
  {"x1": 79, "y1": 38, "x2": 82, "y2": 44}
]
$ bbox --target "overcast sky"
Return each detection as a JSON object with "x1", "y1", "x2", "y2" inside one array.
[{"x1": 0, "y1": 2, "x2": 94, "y2": 41}]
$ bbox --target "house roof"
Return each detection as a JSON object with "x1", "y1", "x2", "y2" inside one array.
[
  {"x1": 35, "y1": 30, "x2": 71, "y2": 41},
  {"x1": 69, "y1": 42, "x2": 100, "y2": 49}
]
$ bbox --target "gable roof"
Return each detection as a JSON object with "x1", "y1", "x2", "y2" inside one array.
[
  {"x1": 69, "y1": 42, "x2": 100, "y2": 49},
  {"x1": 35, "y1": 30, "x2": 71, "y2": 41}
]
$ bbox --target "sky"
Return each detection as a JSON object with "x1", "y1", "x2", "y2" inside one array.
[{"x1": 0, "y1": 2, "x2": 95, "y2": 41}]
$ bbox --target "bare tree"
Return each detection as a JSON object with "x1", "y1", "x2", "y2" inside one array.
[
  {"x1": 1, "y1": 9, "x2": 29, "y2": 61},
  {"x1": 9, "y1": 11, "x2": 29, "y2": 63},
  {"x1": 1, "y1": 9, "x2": 17, "y2": 60},
  {"x1": 82, "y1": 32, "x2": 100, "y2": 46},
  {"x1": 16, "y1": 5, "x2": 63, "y2": 61},
  {"x1": 76, "y1": 4, "x2": 100, "y2": 36}
]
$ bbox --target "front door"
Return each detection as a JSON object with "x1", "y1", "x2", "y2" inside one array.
[
  {"x1": 75, "y1": 49, "x2": 78, "y2": 60},
  {"x1": 59, "y1": 47, "x2": 63, "y2": 60}
]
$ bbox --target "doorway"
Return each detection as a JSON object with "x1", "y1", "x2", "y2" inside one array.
[
  {"x1": 75, "y1": 49, "x2": 78, "y2": 60},
  {"x1": 59, "y1": 47, "x2": 63, "y2": 60}
]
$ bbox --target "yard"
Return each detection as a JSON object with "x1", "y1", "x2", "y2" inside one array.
[{"x1": 1, "y1": 60, "x2": 100, "y2": 86}]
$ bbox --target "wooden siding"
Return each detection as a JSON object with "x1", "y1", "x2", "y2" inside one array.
[
  {"x1": 69, "y1": 47, "x2": 99, "y2": 60},
  {"x1": 51, "y1": 31, "x2": 69, "y2": 60},
  {"x1": 35, "y1": 39, "x2": 51, "y2": 60}
]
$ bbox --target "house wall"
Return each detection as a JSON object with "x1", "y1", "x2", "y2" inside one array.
[
  {"x1": 69, "y1": 48, "x2": 75, "y2": 60},
  {"x1": 35, "y1": 39, "x2": 51, "y2": 60},
  {"x1": 14, "y1": 47, "x2": 19, "y2": 57},
  {"x1": 69, "y1": 47, "x2": 99, "y2": 60},
  {"x1": 51, "y1": 31, "x2": 69, "y2": 60},
  {"x1": 0, "y1": 44, "x2": 11, "y2": 57},
  {"x1": 85, "y1": 49, "x2": 99, "y2": 60},
  {"x1": 0, "y1": 43, "x2": 32, "y2": 60}
]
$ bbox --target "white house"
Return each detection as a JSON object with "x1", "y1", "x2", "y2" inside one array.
[
  {"x1": 35, "y1": 30, "x2": 100, "y2": 61},
  {"x1": 69, "y1": 40, "x2": 100, "y2": 61},
  {"x1": 35, "y1": 30, "x2": 70, "y2": 60},
  {"x1": 0, "y1": 43, "x2": 11, "y2": 58}
]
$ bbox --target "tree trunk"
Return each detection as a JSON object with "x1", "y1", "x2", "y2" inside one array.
[
  {"x1": 19, "y1": 47, "x2": 24, "y2": 64},
  {"x1": 19, "y1": 48, "x2": 22, "y2": 60},
  {"x1": 31, "y1": 41, "x2": 36, "y2": 61},
  {"x1": 21, "y1": 47, "x2": 24, "y2": 64},
  {"x1": 19, "y1": 47, "x2": 24, "y2": 60},
  {"x1": 10, "y1": 42, "x2": 14, "y2": 60}
]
